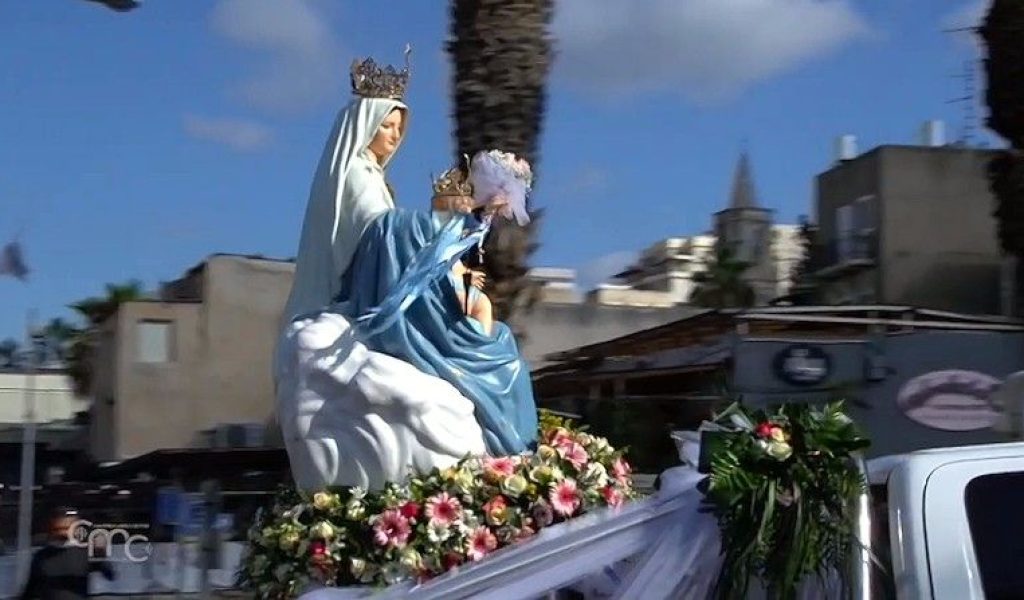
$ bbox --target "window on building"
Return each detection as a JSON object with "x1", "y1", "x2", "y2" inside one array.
[
  {"x1": 965, "y1": 471, "x2": 1024, "y2": 599},
  {"x1": 136, "y1": 320, "x2": 174, "y2": 363},
  {"x1": 836, "y1": 195, "x2": 876, "y2": 262}
]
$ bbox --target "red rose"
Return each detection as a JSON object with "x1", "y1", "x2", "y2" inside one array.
[
  {"x1": 400, "y1": 501, "x2": 421, "y2": 521},
  {"x1": 755, "y1": 422, "x2": 773, "y2": 438},
  {"x1": 310, "y1": 540, "x2": 327, "y2": 556}
]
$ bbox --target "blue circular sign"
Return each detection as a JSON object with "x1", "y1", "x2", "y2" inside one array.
[{"x1": 773, "y1": 344, "x2": 831, "y2": 386}]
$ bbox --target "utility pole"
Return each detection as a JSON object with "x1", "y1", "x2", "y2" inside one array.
[{"x1": 15, "y1": 309, "x2": 38, "y2": 589}]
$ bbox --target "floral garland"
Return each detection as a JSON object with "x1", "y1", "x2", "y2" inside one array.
[
  {"x1": 699, "y1": 401, "x2": 870, "y2": 600},
  {"x1": 239, "y1": 415, "x2": 636, "y2": 599}
]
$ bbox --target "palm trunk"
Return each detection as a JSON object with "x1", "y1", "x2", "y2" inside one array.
[
  {"x1": 447, "y1": 0, "x2": 553, "y2": 322},
  {"x1": 982, "y1": 1, "x2": 1024, "y2": 313}
]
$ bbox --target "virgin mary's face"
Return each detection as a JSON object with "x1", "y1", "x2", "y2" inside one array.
[{"x1": 367, "y1": 109, "x2": 404, "y2": 164}]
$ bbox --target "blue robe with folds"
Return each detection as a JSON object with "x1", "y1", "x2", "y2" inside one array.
[{"x1": 334, "y1": 209, "x2": 538, "y2": 456}]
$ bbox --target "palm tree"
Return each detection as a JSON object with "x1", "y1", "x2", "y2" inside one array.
[
  {"x1": 0, "y1": 338, "x2": 20, "y2": 368},
  {"x1": 447, "y1": 0, "x2": 554, "y2": 323},
  {"x1": 784, "y1": 215, "x2": 821, "y2": 305},
  {"x1": 689, "y1": 246, "x2": 756, "y2": 309},
  {"x1": 65, "y1": 280, "x2": 145, "y2": 395},
  {"x1": 32, "y1": 317, "x2": 80, "y2": 365},
  {"x1": 980, "y1": 1, "x2": 1024, "y2": 312}
]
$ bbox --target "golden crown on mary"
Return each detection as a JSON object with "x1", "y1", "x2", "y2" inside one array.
[{"x1": 350, "y1": 46, "x2": 411, "y2": 100}]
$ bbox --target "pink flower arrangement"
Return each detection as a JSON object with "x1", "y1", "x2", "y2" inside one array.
[
  {"x1": 372, "y1": 509, "x2": 411, "y2": 549},
  {"x1": 483, "y1": 495, "x2": 510, "y2": 526},
  {"x1": 467, "y1": 526, "x2": 498, "y2": 561},
  {"x1": 550, "y1": 479, "x2": 581, "y2": 517},
  {"x1": 424, "y1": 492, "x2": 462, "y2": 526},
  {"x1": 558, "y1": 442, "x2": 589, "y2": 470},
  {"x1": 612, "y1": 457, "x2": 632, "y2": 484},
  {"x1": 483, "y1": 456, "x2": 517, "y2": 482},
  {"x1": 601, "y1": 485, "x2": 624, "y2": 508},
  {"x1": 242, "y1": 416, "x2": 636, "y2": 598}
]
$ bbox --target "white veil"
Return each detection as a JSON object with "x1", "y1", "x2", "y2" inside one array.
[{"x1": 281, "y1": 97, "x2": 407, "y2": 327}]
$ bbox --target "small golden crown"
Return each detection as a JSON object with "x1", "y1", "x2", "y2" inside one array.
[
  {"x1": 350, "y1": 45, "x2": 411, "y2": 100},
  {"x1": 431, "y1": 164, "x2": 473, "y2": 198}
]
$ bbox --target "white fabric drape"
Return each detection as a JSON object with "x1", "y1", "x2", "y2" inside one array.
[{"x1": 298, "y1": 467, "x2": 843, "y2": 599}]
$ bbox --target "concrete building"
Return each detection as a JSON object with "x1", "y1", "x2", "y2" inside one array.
[
  {"x1": 612, "y1": 153, "x2": 804, "y2": 305},
  {"x1": 527, "y1": 267, "x2": 581, "y2": 304},
  {"x1": 811, "y1": 142, "x2": 1001, "y2": 313},
  {"x1": 89, "y1": 254, "x2": 293, "y2": 461}
]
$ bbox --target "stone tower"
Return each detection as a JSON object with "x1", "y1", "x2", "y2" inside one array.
[{"x1": 713, "y1": 151, "x2": 777, "y2": 304}]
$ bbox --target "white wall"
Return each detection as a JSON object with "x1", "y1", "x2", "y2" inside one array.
[{"x1": 0, "y1": 371, "x2": 87, "y2": 424}]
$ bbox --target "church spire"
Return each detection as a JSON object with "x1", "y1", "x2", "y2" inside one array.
[{"x1": 728, "y1": 150, "x2": 759, "y2": 210}]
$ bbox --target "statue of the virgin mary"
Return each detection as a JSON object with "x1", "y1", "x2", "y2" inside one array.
[{"x1": 275, "y1": 52, "x2": 537, "y2": 492}]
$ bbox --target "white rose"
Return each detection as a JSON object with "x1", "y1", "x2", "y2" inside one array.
[
  {"x1": 582, "y1": 462, "x2": 609, "y2": 487},
  {"x1": 345, "y1": 498, "x2": 366, "y2": 520},
  {"x1": 502, "y1": 474, "x2": 529, "y2": 497},
  {"x1": 767, "y1": 441, "x2": 793, "y2": 461},
  {"x1": 399, "y1": 548, "x2": 422, "y2": 571},
  {"x1": 311, "y1": 521, "x2": 335, "y2": 540},
  {"x1": 312, "y1": 492, "x2": 335, "y2": 511},
  {"x1": 277, "y1": 530, "x2": 300, "y2": 551},
  {"x1": 350, "y1": 558, "x2": 368, "y2": 579}
]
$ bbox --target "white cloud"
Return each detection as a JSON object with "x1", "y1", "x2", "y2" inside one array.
[
  {"x1": 182, "y1": 114, "x2": 273, "y2": 151},
  {"x1": 576, "y1": 250, "x2": 637, "y2": 291},
  {"x1": 554, "y1": 0, "x2": 871, "y2": 103},
  {"x1": 210, "y1": 0, "x2": 342, "y2": 113}
]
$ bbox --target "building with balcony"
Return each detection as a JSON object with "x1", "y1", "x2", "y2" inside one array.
[{"x1": 810, "y1": 142, "x2": 1002, "y2": 313}]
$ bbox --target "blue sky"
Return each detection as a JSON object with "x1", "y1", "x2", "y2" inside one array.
[{"x1": 0, "y1": 0, "x2": 992, "y2": 341}]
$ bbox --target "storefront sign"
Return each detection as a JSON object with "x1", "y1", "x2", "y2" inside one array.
[
  {"x1": 773, "y1": 344, "x2": 831, "y2": 386},
  {"x1": 896, "y1": 369, "x2": 1001, "y2": 431}
]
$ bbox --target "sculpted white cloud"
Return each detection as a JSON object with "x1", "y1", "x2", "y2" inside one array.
[
  {"x1": 554, "y1": 0, "x2": 871, "y2": 102},
  {"x1": 210, "y1": 0, "x2": 341, "y2": 113},
  {"x1": 182, "y1": 114, "x2": 273, "y2": 151}
]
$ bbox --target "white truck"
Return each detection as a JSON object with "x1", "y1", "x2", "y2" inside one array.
[{"x1": 862, "y1": 441, "x2": 1024, "y2": 600}]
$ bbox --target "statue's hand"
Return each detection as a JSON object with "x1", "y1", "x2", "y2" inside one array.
[
  {"x1": 469, "y1": 269, "x2": 487, "y2": 290},
  {"x1": 452, "y1": 195, "x2": 474, "y2": 214},
  {"x1": 433, "y1": 195, "x2": 475, "y2": 214},
  {"x1": 482, "y1": 194, "x2": 509, "y2": 217}
]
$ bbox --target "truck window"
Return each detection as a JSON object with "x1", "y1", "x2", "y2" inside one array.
[
  {"x1": 964, "y1": 471, "x2": 1024, "y2": 600},
  {"x1": 869, "y1": 484, "x2": 896, "y2": 598}
]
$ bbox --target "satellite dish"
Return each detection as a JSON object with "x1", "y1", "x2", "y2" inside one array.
[{"x1": 990, "y1": 371, "x2": 1024, "y2": 436}]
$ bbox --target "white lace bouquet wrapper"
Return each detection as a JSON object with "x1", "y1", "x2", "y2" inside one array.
[{"x1": 469, "y1": 150, "x2": 532, "y2": 226}]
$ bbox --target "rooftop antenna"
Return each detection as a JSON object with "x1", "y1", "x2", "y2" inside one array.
[{"x1": 943, "y1": 25, "x2": 985, "y2": 148}]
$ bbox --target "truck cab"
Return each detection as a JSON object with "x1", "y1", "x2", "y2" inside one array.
[{"x1": 867, "y1": 442, "x2": 1024, "y2": 599}]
